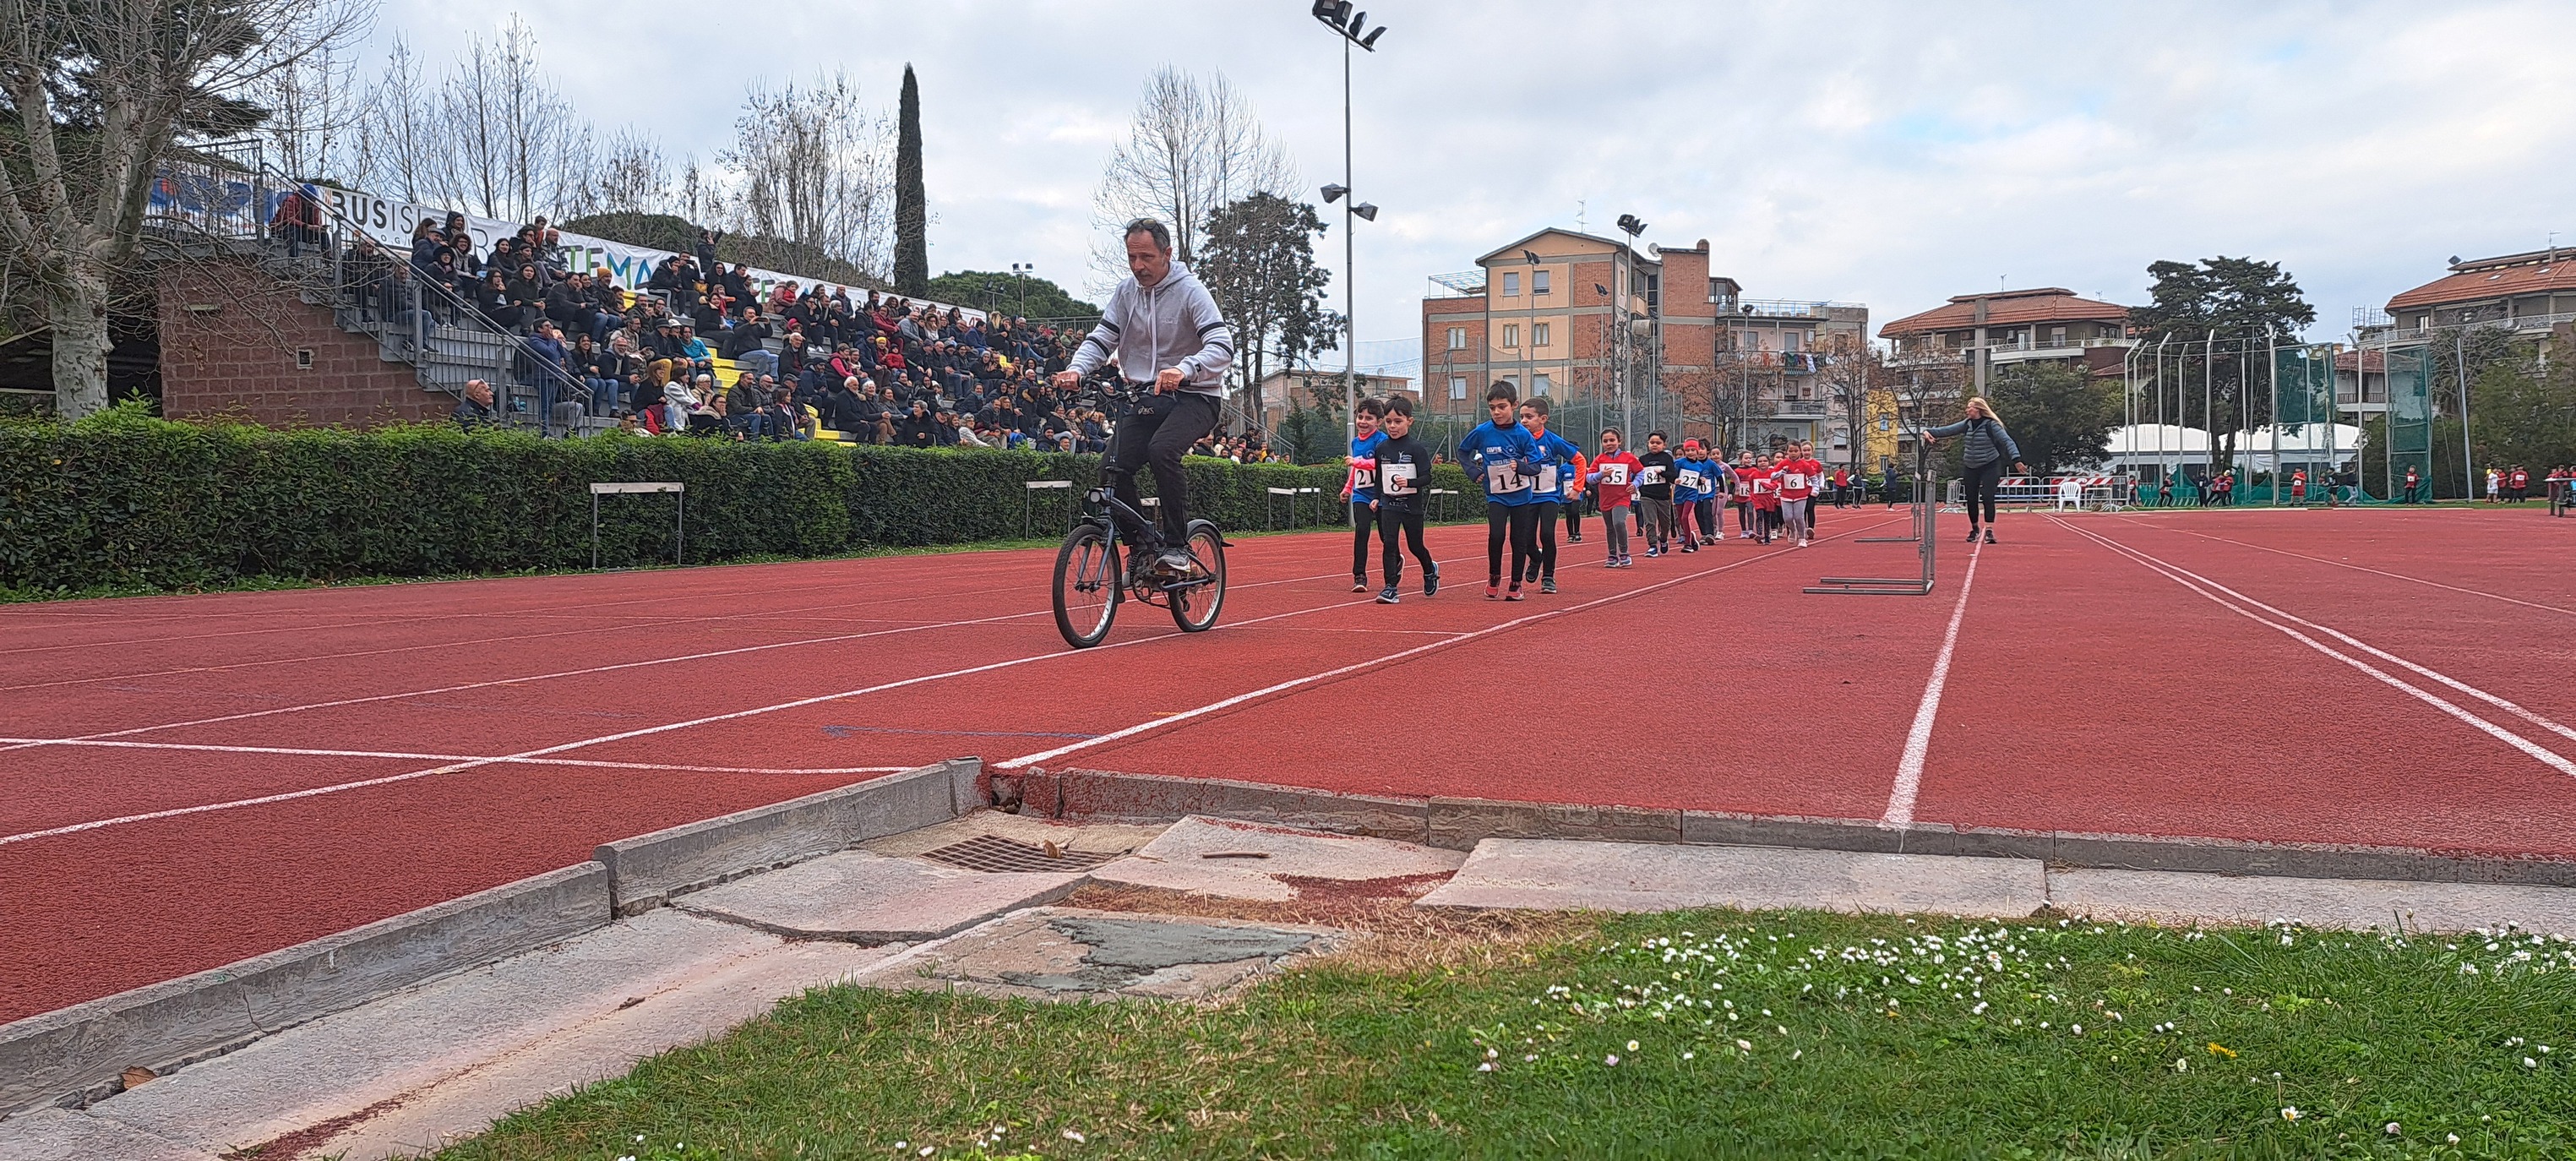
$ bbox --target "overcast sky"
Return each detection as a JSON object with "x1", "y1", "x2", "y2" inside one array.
[{"x1": 374, "y1": 0, "x2": 2576, "y2": 375}]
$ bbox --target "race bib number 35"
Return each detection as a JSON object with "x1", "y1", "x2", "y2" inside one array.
[{"x1": 1602, "y1": 463, "x2": 1629, "y2": 487}]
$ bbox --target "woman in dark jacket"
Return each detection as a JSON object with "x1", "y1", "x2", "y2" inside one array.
[
  {"x1": 1925, "y1": 395, "x2": 2027, "y2": 544},
  {"x1": 894, "y1": 400, "x2": 937, "y2": 448},
  {"x1": 504, "y1": 264, "x2": 545, "y2": 335},
  {"x1": 474, "y1": 270, "x2": 521, "y2": 332}
]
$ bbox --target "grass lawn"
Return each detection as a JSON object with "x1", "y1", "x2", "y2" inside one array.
[{"x1": 428, "y1": 902, "x2": 2575, "y2": 1160}]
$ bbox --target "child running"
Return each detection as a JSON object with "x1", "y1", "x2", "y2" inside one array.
[
  {"x1": 1342, "y1": 397, "x2": 1386, "y2": 592},
  {"x1": 1671, "y1": 440, "x2": 1711, "y2": 553},
  {"x1": 1588, "y1": 428, "x2": 1641, "y2": 568},
  {"x1": 1459, "y1": 382, "x2": 1545, "y2": 601},
  {"x1": 1635, "y1": 431, "x2": 1678, "y2": 557},
  {"x1": 1697, "y1": 446, "x2": 1733, "y2": 546},
  {"x1": 1519, "y1": 398, "x2": 1583, "y2": 594},
  {"x1": 1745, "y1": 453, "x2": 1780, "y2": 544},
  {"x1": 1775, "y1": 441, "x2": 1822, "y2": 547},
  {"x1": 1730, "y1": 450, "x2": 1756, "y2": 539},
  {"x1": 1368, "y1": 395, "x2": 1440, "y2": 602}
]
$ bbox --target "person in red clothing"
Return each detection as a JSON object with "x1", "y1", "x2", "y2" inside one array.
[
  {"x1": 1588, "y1": 428, "x2": 1642, "y2": 568},
  {"x1": 1729, "y1": 450, "x2": 1756, "y2": 539},
  {"x1": 2290, "y1": 468, "x2": 2306, "y2": 504},
  {"x1": 1776, "y1": 444, "x2": 1822, "y2": 547},
  {"x1": 2508, "y1": 465, "x2": 2530, "y2": 503},
  {"x1": 1830, "y1": 464, "x2": 1850, "y2": 509},
  {"x1": 1745, "y1": 453, "x2": 1779, "y2": 544}
]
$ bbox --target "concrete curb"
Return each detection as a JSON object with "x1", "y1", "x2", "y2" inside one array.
[
  {"x1": 0, "y1": 861, "x2": 607, "y2": 1117},
  {"x1": 1034, "y1": 768, "x2": 2576, "y2": 888},
  {"x1": 596, "y1": 758, "x2": 980, "y2": 915},
  {"x1": 3, "y1": 760, "x2": 982, "y2": 1118}
]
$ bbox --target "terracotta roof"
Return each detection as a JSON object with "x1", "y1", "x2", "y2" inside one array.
[
  {"x1": 1879, "y1": 288, "x2": 2129, "y2": 338},
  {"x1": 2386, "y1": 250, "x2": 2576, "y2": 311},
  {"x1": 2334, "y1": 350, "x2": 2385, "y2": 373}
]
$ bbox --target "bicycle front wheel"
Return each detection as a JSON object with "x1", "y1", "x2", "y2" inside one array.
[
  {"x1": 1053, "y1": 523, "x2": 1120, "y2": 648},
  {"x1": 1168, "y1": 521, "x2": 1227, "y2": 633}
]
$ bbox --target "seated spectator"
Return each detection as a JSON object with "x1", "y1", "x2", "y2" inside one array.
[
  {"x1": 504, "y1": 264, "x2": 545, "y2": 334},
  {"x1": 723, "y1": 305, "x2": 777, "y2": 379},
  {"x1": 472, "y1": 270, "x2": 520, "y2": 332},
  {"x1": 520, "y1": 319, "x2": 571, "y2": 417},
  {"x1": 761, "y1": 388, "x2": 803, "y2": 441},
  {"x1": 613, "y1": 408, "x2": 642, "y2": 435},
  {"x1": 678, "y1": 321, "x2": 711, "y2": 362},
  {"x1": 454, "y1": 379, "x2": 498, "y2": 430},
  {"x1": 726, "y1": 371, "x2": 765, "y2": 439},
  {"x1": 568, "y1": 334, "x2": 618, "y2": 417},
  {"x1": 895, "y1": 399, "x2": 937, "y2": 448}
]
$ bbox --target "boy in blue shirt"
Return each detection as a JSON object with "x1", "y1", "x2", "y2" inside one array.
[
  {"x1": 1458, "y1": 381, "x2": 1544, "y2": 601},
  {"x1": 1342, "y1": 397, "x2": 1386, "y2": 592},
  {"x1": 1519, "y1": 397, "x2": 1583, "y2": 594}
]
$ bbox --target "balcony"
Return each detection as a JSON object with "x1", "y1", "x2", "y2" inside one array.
[
  {"x1": 1774, "y1": 399, "x2": 1828, "y2": 417},
  {"x1": 1425, "y1": 270, "x2": 1487, "y2": 299},
  {"x1": 1732, "y1": 298, "x2": 1863, "y2": 319},
  {"x1": 2372, "y1": 308, "x2": 2576, "y2": 339}
]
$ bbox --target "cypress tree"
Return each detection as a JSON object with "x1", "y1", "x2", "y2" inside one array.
[{"x1": 894, "y1": 64, "x2": 929, "y2": 297}]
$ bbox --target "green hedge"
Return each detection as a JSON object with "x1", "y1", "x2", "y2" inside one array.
[{"x1": 0, "y1": 409, "x2": 1480, "y2": 593}]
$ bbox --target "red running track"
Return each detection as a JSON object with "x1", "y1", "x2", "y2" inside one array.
[{"x1": 5, "y1": 504, "x2": 2574, "y2": 1022}]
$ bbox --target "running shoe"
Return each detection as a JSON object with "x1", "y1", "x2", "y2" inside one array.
[
  {"x1": 1540, "y1": 578, "x2": 1557, "y2": 594},
  {"x1": 1964, "y1": 527, "x2": 1980, "y2": 543},
  {"x1": 1644, "y1": 547, "x2": 1661, "y2": 558},
  {"x1": 1486, "y1": 582, "x2": 1500, "y2": 600},
  {"x1": 1353, "y1": 579, "x2": 1369, "y2": 592},
  {"x1": 1505, "y1": 585, "x2": 1525, "y2": 602},
  {"x1": 1424, "y1": 564, "x2": 1440, "y2": 597},
  {"x1": 1982, "y1": 529, "x2": 1997, "y2": 544},
  {"x1": 1376, "y1": 585, "x2": 1401, "y2": 604},
  {"x1": 1620, "y1": 554, "x2": 1633, "y2": 567},
  {"x1": 1569, "y1": 534, "x2": 1584, "y2": 542},
  {"x1": 1681, "y1": 543, "x2": 1697, "y2": 553}
]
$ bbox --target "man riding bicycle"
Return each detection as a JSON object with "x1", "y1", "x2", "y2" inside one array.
[{"x1": 1054, "y1": 218, "x2": 1234, "y2": 575}]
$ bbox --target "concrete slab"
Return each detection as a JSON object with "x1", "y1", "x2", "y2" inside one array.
[
  {"x1": 1092, "y1": 815, "x2": 1467, "y2": 902},
  {"x1": 2048, "y1": 869, "x2": 2576, "y2": 936},
  {"x1": 594, "y1": 759, "x2": 973, "y2": 916},
  {"x1": 86, "y1": 909, "x2": 771, "y2": 1156},
  {"x1": 0, "y1": 1108, "x2": 215, "y2": 1161},
  {"x1": 1418, "y1": 839, "x2": 2048, "y2": 918},
  {"x1": 857, "y1": 908, "x2": 1341, "y2": 1003},
  {"x1": 677, "y1": 849, "x2": 1084, "y2": 942},
  {"x1": 859, "y1": 810, "x2": 1169, "y2": 860},
  {"x1": 305, "y1": 940, "x2": 890, "y2": 1161}
]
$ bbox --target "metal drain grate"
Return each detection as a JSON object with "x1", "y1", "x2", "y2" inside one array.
[{"x1": 918, "y1": 833, "x2": 1119, "y2": 874}]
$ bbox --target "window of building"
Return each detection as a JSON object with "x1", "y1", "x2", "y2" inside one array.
[
  {"x1": 2050, "y1": 325, "x2": 2067, "y2": 346},
  {"x1": 1501, "y1": 271, "x2": 1520, "y2": 297},
  {"x1": 1449, "y1": 375, "x2": 1468, "y2": 401},
  {"x1": 1533, "y1": 373, "x2": 1552, "y2": 397},
  {"x1": 1502, "y1": 324, "x2": 1520, "y2": 349},
  {"x1": 1533, "y1": 322, "x2": 1550, "y2": 348},
  {"x1": 1446, "y1": 326, "x2": 1466, "y2": 351},
  {"x1": 1782, "y1": 331, "x2": 1802, "y2": 353},
  {"x1": 1533, "y1": 270, "x2": 1551, "y2": 295}
]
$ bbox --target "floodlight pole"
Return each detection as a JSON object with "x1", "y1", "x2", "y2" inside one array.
[
  {"x1": 1340, "y1": 30, "x2": 1355, "y2": 444},
  {"x1": 2456, "y1": 329, "x2": 2475, "y2": 504},
  {"x1": 2268, "y1": 324, "x2": 2280, "y2": 505}
]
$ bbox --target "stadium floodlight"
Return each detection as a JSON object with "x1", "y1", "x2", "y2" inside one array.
[
  {"x1": 1521, "y1": 249, "x2": 1540, "y2": 264},
  {"x1": 1615, "y1": 213, "x2": 1647, "y2": 237},
  {"x1": 1315, "y1": 0, "x2": 1389, "y2": 443}
]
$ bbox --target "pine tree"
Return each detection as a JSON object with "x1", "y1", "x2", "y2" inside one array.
[{"x1": 894, "y1": 64, "x2": 929, "y2": 297}]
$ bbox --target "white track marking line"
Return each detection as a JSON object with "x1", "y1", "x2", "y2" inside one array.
[
  {"x1": 1879, "y1": 543, "x2": 1983, "y2": 829},
  {"x1": 2076, "y1": 520, "x2": 2576, "y2": 748},
  {"x1": 2140, "y1": 522, "x2": 2576, "y2": 619},
  {"x1": 0, "y1": 737, "x2": 910, "y2": 776},
  {"x1": 2057, "y1": 519, "x2": 2576, "y2": 779},
  {"x1": 0, "y1": 553, "x2": 1432, "y2": 754},
  {"x1": 998, "y1": 514, "x2": 1908, "y2": 771},
  {"x1": 0, "y1": 582, "x2": 1399, "y2": 845}
]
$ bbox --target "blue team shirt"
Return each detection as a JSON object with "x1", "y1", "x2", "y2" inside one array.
[
  {"x1": 1526, "y1": 428, "x2": 1582, "y2": 503},
  {"x1": 1348, "y1": 430, "x2": 1386, "y2": 504},
  {"x1": 1458, "y1": 421, "x2": 1544, "y2": 507},
  {"x1": 1674, "y1": 456, "x2": 1714, "y2": 503}
]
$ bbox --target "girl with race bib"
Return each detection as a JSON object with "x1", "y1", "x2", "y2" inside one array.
[
  {"x1": 1588, "y1": 429, "x2": 1642, "y2": 569},
  {"x1": 1775, "y1": 443, "x2": 1822, "y2": 548}
]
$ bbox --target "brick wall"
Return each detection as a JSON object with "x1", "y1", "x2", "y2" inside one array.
[{"x1": 158, "y1": 259, "x2": 455, "y2": 428}]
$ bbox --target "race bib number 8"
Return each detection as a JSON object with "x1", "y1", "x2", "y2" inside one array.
[
  {"x1": 1382, "y1": 462, "x2": 1418, "y2": 496},
  {"x1": 1601, "y1": 463, "x2": 1629, "y2": 487}
]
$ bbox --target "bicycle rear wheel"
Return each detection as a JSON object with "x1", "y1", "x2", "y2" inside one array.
[
  {"x1": 1168, "y1": 521, "x2": 1227, "y2": 633},
  {"x1": 1053, "y1": 523, "x2": 1120, "y2": 648}
]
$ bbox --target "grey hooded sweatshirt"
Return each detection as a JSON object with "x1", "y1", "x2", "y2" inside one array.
[{"x1": 1067, "y1": 259, "x2": 1235, "y2": 399}]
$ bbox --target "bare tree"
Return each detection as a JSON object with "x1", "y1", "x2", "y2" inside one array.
[
  {"x1": 564, "y1": 126, "x2": 672, "y2": 219},
  {"x1": 1089, "y1": 68, "x2": 1293, "y2": 291},
  {"x1": 249, "y1": 25, "x2": 363, "y2": 182},
  {"x1": 0, "y1": 0, "x2": 374, "y2": 417},
  {"x1": 429, "y1": 15, "x2": 584, "y2": 223},
  {"x1": 352, "y1": 35, "x2": 438, "y2": 202},
  {"x1": 715, "y1": 70, "x2": 896, "y2": 281}
]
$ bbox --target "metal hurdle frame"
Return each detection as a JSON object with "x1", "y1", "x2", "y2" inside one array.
[
  {"x1": 590, "y1": 482, "x2": 684, "y2": 570},
  {"x1": 1808, "y1": 441, "x2": 1935, "y2": 597}
]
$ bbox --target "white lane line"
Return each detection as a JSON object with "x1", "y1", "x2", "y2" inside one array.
[
  {"x1": 1879, "y1": 543, "x2": 1984, "y2": 829},
  {"x1": 0, "y1": 554, "x2": 1430, "y2": 754},
  {"x1": 0, "y1": 586, "x2": 1393, "y2": 847},
  {"x1": 0, "y1": 737, "x2": 908, "y2": 776},
  {"x1": 999, "y1": 514, "x2": 1909, "y2": 771},
  {"x1": 2057, "y1": 519, "x2": 2576, "y2": 779},
  {"x1": 2074, "y1": 520, "x2": 2576, "y2": 748},
  {"x1": 2144, "y1": 522, "x2": 2576, "y2": 619}
]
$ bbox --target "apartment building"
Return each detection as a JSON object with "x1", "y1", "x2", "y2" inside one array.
[
  {"x1": 2382, "y1": 248, "x2": 2576, "y2": 340},
  {"x1": 1878, "y1": 287, "x2": 2133, "y2": 390}
]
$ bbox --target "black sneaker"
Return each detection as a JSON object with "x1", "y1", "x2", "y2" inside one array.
[
  {"x1": 1540, "y1": 577, "x2": 1556, "y2": 594},
  {"x1": 1353, "y1": 578, "x2": 1369, "y2": 593},
  {"x1": 1982, "y1": 529, "x2": 1997, "y2": 544},
  {"x1": 1424, "y1": 564, "x2": 1440, "y2": 597},
  {"x1": 1964, "y1": 527, "x2": 1980, "y2": 543},
  {"x1": 1376, "y1": 585, "x2": 1400, "y2": 604}
]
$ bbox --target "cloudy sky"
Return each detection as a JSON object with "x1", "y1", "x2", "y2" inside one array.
[{"x1": 373, "y1": 0, "x2": 2576, "y2": 375}]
